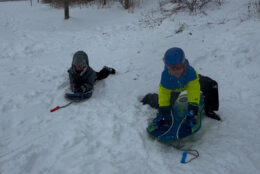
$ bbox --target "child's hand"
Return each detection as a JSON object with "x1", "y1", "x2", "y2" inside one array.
[
  {"x1": 186, "y1": 110, "x2": 197, "y2": 128},
  {"x1": 73, "y1": 86, "x2": 83, "y2": 93},
  {"x1": 80, "y1": 85, "x2": 88, "y2": 93}
]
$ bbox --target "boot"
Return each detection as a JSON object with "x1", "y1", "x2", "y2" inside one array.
[
  {"x1": 205, "y1": 111, "x2": 221, "y2": 121},
  {"x1": 104, "y1": 66, "x2": 116, "y2": 74}
]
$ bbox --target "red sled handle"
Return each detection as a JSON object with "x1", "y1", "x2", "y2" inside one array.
[{"x1": 50, "y1": 106, "x2": 60, "y2": 112}]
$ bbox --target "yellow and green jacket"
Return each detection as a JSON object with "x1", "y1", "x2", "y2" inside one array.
[{"x1": 159, "y1": 60, "x2": 200, "y2": 108}]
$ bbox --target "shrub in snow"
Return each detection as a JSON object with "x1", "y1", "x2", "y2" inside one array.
[
  {"x1": 248, "y1": 0, "x2": 260, "y2": 18},
  {"x1": 160, "y1": 0, "x2": 223, "y2": 14}
]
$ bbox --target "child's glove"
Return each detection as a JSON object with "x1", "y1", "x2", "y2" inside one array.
[
  {"x1": 186, "y1": 110, "x2": 197, "y2": 129},
  {"x1": 72, "y1": 85, "x2": 81, "y2": 93},
  {"x1": 153, "y1": 113, "x2": 164, "y2": 126},
  {"x1": 72, "y1": 85, "x2": 89, "y2": 93},
  {"x1": 152, "y1": 113, "x2": 171, "y2": 132},
  {"x1": 80, "y1": 85, "x2": 88, "y2": 93},
  {"x1": 158, "y1": 106, "x2": 171, "y2": 115}
]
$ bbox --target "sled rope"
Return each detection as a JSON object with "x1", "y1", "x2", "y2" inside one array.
[
  {"x1": 170, "y1": 144, "x2": 199, "y2": 164},
  {"x1": 50, "y1": 101, "x2": 74, "y2": 112},
  {"x1": 180, "y1": 149, "x2": 199, "y2": 163}
]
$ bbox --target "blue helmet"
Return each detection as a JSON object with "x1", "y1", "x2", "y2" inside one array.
[{"x1": 164, "y1": 47, "x2": 185, "y2": 66}]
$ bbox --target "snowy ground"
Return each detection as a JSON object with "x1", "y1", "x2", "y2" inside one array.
[{"x1": 0, "y1": 0, "x2": 260, "y2": 174}]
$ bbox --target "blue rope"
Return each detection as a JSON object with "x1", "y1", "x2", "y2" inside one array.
[
  {"x1": 180, "y1": 149, "x2": 199, "y2": 163},
  {"x1": 170, "y1": 143, "x2": 199, "y2": 164}
]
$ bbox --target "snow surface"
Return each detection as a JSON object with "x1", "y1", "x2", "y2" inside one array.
[{"x1": 0, "y1": 0, "x2": 260, "y2": 174}]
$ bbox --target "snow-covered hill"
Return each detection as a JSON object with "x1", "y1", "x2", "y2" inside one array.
[{"x1": 0, "y1": 0, "x2": 260, "y2": 174}]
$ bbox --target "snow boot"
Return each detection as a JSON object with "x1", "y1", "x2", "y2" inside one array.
[
  {"x1": 104, "y1": 66, "x2": 116, "y2": 74},
  {"x1": 205, "y1": 111, "x2": 221, "y2": 121}
]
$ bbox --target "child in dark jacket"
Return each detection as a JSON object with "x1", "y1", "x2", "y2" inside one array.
[{"x1": 68, "y1": 51, "x2": 115, "y2": 93}]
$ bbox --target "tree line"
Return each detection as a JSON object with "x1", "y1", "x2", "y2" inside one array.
[{"x1": 41, "y1": 0, "x2": 137, "y2": 19}]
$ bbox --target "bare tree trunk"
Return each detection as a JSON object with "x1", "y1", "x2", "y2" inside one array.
[
  {"x1": 64, "y1": 0, "x2": 70, "y2": 20},
  {"x1": 125, "y1": 0, "x2": 130, "y2": 9}
]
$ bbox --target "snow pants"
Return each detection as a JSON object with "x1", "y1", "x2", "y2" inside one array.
[
  {"x1": 199, "y1": 74, "x2": 219, "y2": 112},
  {"x1": 96, "y1": 67, "x2": 112, "y2": 80}
]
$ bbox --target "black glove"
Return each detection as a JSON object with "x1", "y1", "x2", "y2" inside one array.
[
  {"x1": 72, "y1": 85, "x2": 88, "y2": 93},
  {"x1": 188, "y1": 103, "x2": 198, "y2": 115},
  {"x1": 152, "y1": 112, "x2": 171, "y2": 132},
  {"x1": 158, "y1": 106, "x2": 171, "y2": 115},
  {"x1": 72, "y1": 85, "x2": 81, "y2": 93},
  {"x1": 154, "y1": 106, "x2": 171, "y2": 131},
  {"x1": 186, "y1": 110, "x2": 197, "y2": 128},
  {"x1": 187, "y1": 103, "x2": 199, "y2": 128},
  {"x1": 74, "y1": 87, "x2": 83, "y2": 93},
  {"x1": 80, "y1": 85, "x2": 88, "y2": 93}
]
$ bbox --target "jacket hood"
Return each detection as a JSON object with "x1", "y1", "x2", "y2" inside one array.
[{"x1": 72, "y1": 51, "x2": 89, "y2": 67}]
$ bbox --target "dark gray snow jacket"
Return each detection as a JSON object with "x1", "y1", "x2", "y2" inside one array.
[{"x1": 68, "y1": 66, "x2": 97, "y2": 93}]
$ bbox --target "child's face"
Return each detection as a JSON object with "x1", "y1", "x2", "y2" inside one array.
[
  {"x1": 167, "y1": 64, "x2": 184, "y2": 78},
  {"x1": 75, "y1": 65, "x2": 84, "y2": 72}
]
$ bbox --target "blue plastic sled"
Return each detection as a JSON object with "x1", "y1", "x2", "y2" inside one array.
[
  {"x1": 147, "y1": 94, "x2": 204, "y2": 143},
  {"x1": 65, "y1": 91, "x2": 92, "y2": 101}
]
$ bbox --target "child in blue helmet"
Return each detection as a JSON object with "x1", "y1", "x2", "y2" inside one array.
[
  {"x1": 158, "y1": 47, "x2": 201, "y2": 129},
  {"x1": 159, "y1": 47, "x2": 199, "y2": 113},
  {"x1": 143, "y1": 47, "x2": 220, "y2": 140},
  {"x1": 142, "y1": 47, "x2": 220, "y2": 125}
]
